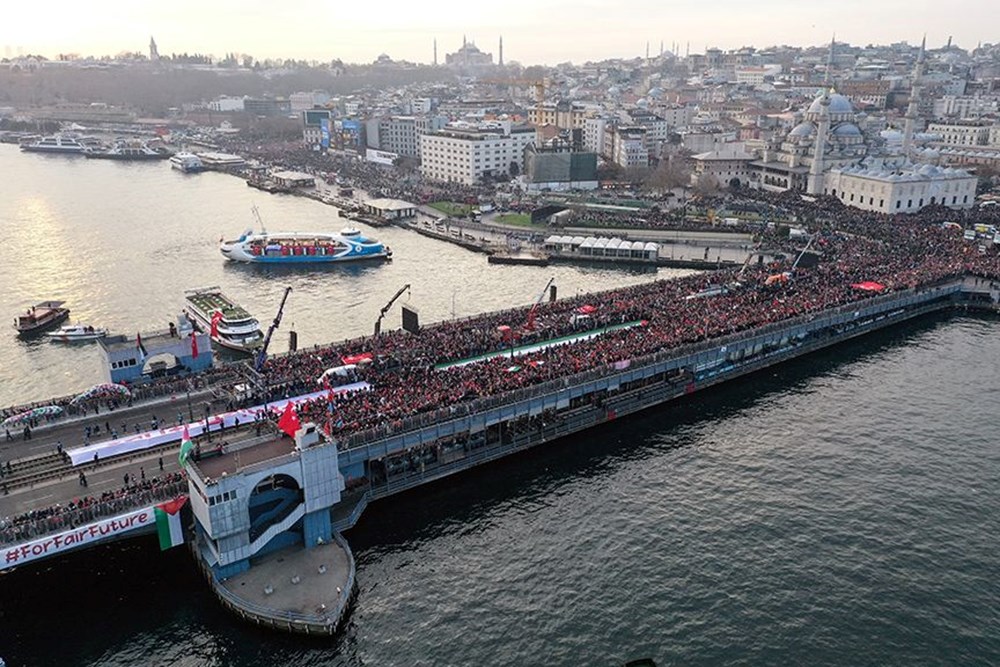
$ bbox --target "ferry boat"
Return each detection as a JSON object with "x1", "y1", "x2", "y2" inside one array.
[
  {"x1": 19, "y1": 133, "x2": 101, "y2": 155},
  {"x1": 85, "y1": 140, "x2": 171, "y2": 161},
  {"x1": 184, "y1": 287, "x2": 263, "y2": 353},
  {"x1": 46, "y1": 324, "x2": 108, "y2": 342},
  {"x1": 170, "y1": 152, "x2": 204, "y2": 173},
  {"x1": 220, "y1": 210, "x2": 392, "y2": 264},
  {"x1": 13, "y1": 301, "x2": 70, "y2": 335}
]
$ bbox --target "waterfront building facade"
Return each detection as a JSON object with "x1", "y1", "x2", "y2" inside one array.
[
  {"x1": 420, "y1": 122, "x2": 536, "y2": 185},
  {"x1": 823, "y1": 164, "x2": 979, "y2": 214}
]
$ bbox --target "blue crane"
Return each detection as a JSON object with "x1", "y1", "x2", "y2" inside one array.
[{"x1": 254, "y1": 286, "x2": 293, "y2": 372}]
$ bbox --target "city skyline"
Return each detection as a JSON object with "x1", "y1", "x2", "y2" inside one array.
[{"x1": 2, "y1": 0, "x2": 997, "y2": 65}]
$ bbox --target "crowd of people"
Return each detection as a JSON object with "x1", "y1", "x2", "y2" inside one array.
[
  {"x1": 0, "y1": 472, "x2": 186, "y2": 547},
  {"x1": 243, "y1": 192, "x2": 1000, "y2": 448},
  {"x1": 0, "y1": 365, "x2": 238, "y2": 437},
  {"x1": 5, "y1": 137, "x2": 1000, "y2": 548}
]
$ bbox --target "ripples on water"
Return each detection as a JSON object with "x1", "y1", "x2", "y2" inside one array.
[{"x1": 2, "y1": 148, "x2": 999, "y2": 666}]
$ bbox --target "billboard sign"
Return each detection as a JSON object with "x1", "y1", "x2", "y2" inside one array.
[
  {"x1": 365, "y1": 148, "x2": 398, "y2": 165},
  {"x1": 320, "y1": 118, "x2": 331, "y2": 149}
]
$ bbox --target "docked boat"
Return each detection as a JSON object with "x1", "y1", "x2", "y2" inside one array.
[
  {"x1": 13, "y1": 301, "x2": 70, "y2": 335},
  {"x1": 184, "y1": 287, "x2": 263, "y2": 353},
  {"x1": 169, "y1": 152, "x2": 204, "y2": 173},
  {"x1": 46, "y1": 324, "x2": 108, "y2": 342},
  {"x1": 19, "y1": 133, "x2": 100, "y2": 155},
  {"x1": 85, "y1": 139, "x2": 171, "y2": 161}
]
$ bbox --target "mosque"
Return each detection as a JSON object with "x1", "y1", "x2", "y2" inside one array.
[{"x1": 749, "y1": 39, "x2": 978, "y2": 214}]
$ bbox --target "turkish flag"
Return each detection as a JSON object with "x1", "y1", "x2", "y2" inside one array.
[
  {"x1": 278, "y1": 401, "x2": 301, "y2": 437},
  {"x1": 210, "y1": 311, "x2": 223, "y2": 338},
  {"x1": 191, "y1": 333, "x2": 199, "y2": 359}
]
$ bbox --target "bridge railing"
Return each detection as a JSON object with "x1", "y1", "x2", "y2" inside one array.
[{"x1": 0, "y1": 479, "x2": 188, "y2": 547}]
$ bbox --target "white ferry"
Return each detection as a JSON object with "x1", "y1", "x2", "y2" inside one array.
[
  {"x1": 85, "y1": 139, "x2": 171, "y2": 161},
  {"x1": 220, "y1": 226, "x2": 392, "y2": 264},
  {"x1": 184, "y1": 287, "x2": 263, "y2": 353},
  {"x1": 170, "y1": 152, "x2": 204, "y2": 173},
  {"x1": 20, "y1": 133, "x2": 101, "y2": 155}
]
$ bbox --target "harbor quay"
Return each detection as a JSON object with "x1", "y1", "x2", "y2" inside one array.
[{"x1": 1, "y1": 274, "x2": 997, "y2": 634}]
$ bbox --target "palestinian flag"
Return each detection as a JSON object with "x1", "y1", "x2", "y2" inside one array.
[
  {"x1": 155, "y1": 495, "x2": 188, "y2": 550},
  {"x1": 178, "y1": 425, "x2": 195, "y2": 467}
]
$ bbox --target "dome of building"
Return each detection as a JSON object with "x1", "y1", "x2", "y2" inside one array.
[
  {"x1": 807, "y1": 92, "x2": 854, "y2": 116},
  {"x1": 832, "y1": 123, "x2": 862, "y2": 137},
  {"x1": 881, "y1": 129, "x2": 904, "y2": 143},
  {"x1": 788, "y1": 121, "x2": 815, "y2": 138}
]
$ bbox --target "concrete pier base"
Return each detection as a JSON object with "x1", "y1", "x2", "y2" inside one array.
[{"x1": 210, "y1": 533, "x2": 356, "y2": 635}]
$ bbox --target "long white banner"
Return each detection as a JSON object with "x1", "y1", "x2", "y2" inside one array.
[
  {"x1": 3, "y1": 505, "x2": 155, "y2": 568},
  {"x1": 67, "y1": 383, "x2": 369, "y2": 467}
]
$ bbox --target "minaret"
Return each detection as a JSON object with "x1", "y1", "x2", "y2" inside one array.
[
  {"x1": 808, "y1": 90, "x2": 831, "y2": 194},
  {"x1": 499, "y1": 35, "x2": 503, "y2": 66},
  {"x1": 433, "y1": 38, "x2": 437, "y2": 66},
  {"x1": 149, "y1": 36, "x2": 159, "y2": 62},
  {"x1": 902, "y1": 35, "x2": 926, "y2": 158},
  {"x1": 825, "y1": 33, "x2": 835, "y2": 85}
]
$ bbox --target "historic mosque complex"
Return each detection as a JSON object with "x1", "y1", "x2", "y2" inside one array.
[{"x1": 749, "y1": 39, "x2": 978, "y2": 214}]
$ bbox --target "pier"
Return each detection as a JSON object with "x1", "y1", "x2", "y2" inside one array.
[{"x1": 2, "y1": 275, "x2": 998, "y2": 633}]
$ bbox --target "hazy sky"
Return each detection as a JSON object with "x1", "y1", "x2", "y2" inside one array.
[{"x1": 2, "y1": 0, "x2": 995, "y2": 65}]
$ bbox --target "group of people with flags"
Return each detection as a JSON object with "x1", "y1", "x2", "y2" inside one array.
[
  {"x1": 0, "y1": 472, "x2": 185, "y2": 546},
  {"x1": 254, "y1": 199, "x2": 1000, "y2": 446}
]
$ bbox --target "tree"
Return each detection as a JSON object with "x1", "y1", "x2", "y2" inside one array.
[
  {"x1": 693, "y1": 172, "x2": 720, "y2": 196},
  {"x1": 597, "y1": 161, "x2": 624, "y2": 181},
  {"x1": 644, "y1": 156, "x2": 691, "y2": 192}
]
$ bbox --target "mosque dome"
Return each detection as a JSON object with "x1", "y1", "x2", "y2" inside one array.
[
  {"x1": 788, "y1": 121, "x2": 815, "y2": 138},
  {"x1": 881, "y1": 129, "x2": 904, "y2": 143},
  {"x1": 807, "y1": 92, "x2": 854, "y2": 115},
  {"x1": 832, "y1": 123, "x2": 862, "y2": 137}
]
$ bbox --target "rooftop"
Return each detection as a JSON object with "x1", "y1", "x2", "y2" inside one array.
[
  {"x1": 365, "y1": 198, "x2": 416, "y2": 211},
  {"x1": 193, "y1": 425, "x2": 298, "y2": 482}
]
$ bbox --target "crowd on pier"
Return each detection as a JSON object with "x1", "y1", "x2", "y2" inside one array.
[{"x1": 0, "y1": 473, "x2": 185, "y2": 547}]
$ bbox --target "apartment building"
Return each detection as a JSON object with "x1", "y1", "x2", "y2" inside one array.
[{"x1": 420, "y1": 122, "x2": 536, "y2": 185}]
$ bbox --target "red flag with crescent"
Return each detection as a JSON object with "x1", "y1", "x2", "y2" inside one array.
[
  {"x1": 210, "y1": 310, "x2": 223, "y2": 338},
  {"x1": 278, "y1": 401, "x2": 301, "y2": 437}
]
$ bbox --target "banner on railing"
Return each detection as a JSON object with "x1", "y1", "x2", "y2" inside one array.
[
  {"x1": 3, "y1": 505, "x2": 155, "y2": 567},
  {"x1": 67, "y1": 383, "x2": 370, "y2": 466}
]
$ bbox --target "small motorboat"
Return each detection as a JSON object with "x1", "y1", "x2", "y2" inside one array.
[{"x1": 46, "y1": 324, "x2": 108, "y2": 343}]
